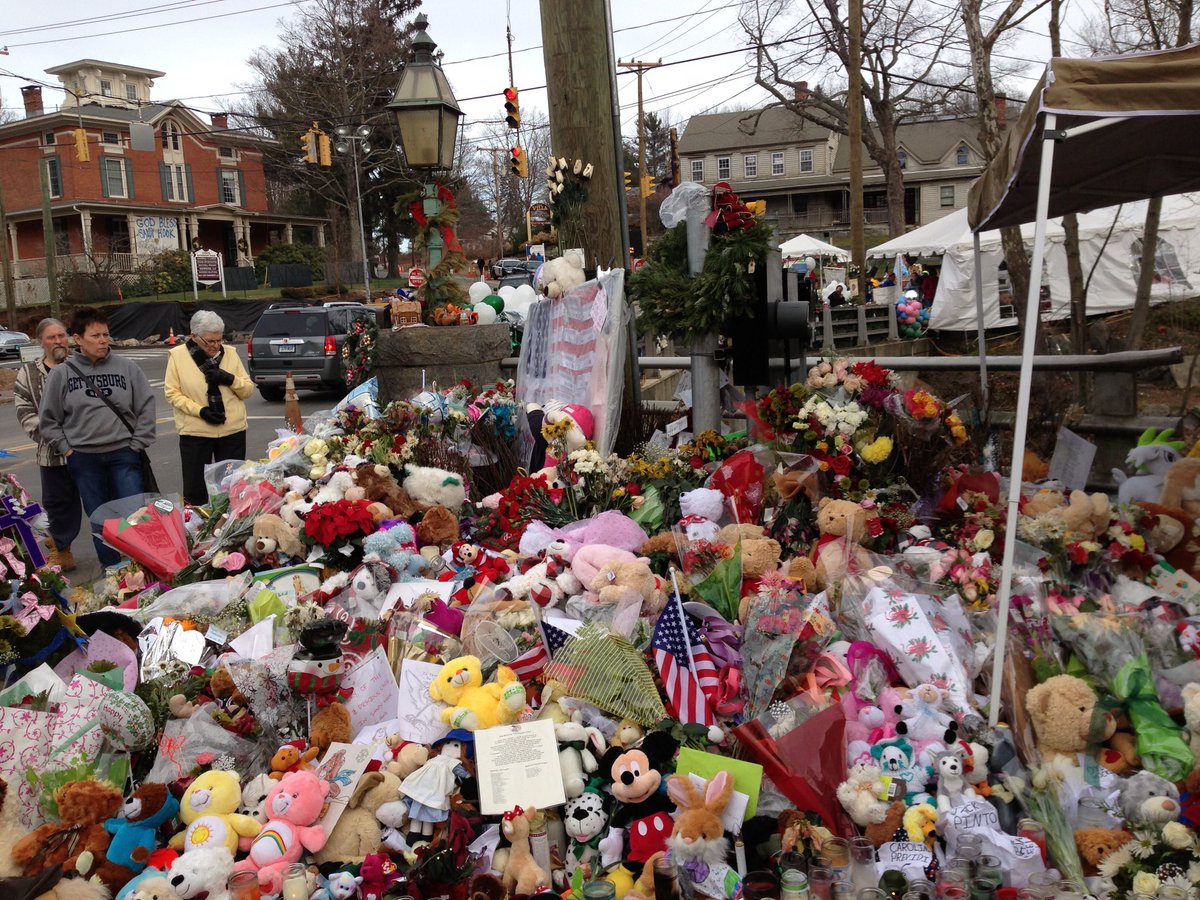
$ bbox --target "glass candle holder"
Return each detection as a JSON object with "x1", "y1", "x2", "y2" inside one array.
[
  {"x1": 1075, "y1": 795, "x2": 1110, "y2": 829},
  {"x1": 281, "y1": 864, "x2": 309, "y2": 900},
  {"x1": 854, "y1": 890, "x2": 888, "y2": 899},
  {"x1": 742, "y1": 869, "x2": 781, "y2": 900},
  {"x1": 966, "y1": 880, "x2": 995, "y2": 900},
  {"x1": 903, "y1": 879, "x2": 934, "y2": 900},
  {"x1": 227, "y1": 872, "x2": 261, "y2": 900},
  {"x1": 584, "y1": 883, "x2": 616, "y2": 900},
  {"x1": 824, "y1": 838, "x2": 851, "y2": 883},
  {"x1": 653, "y1": 856, "x2": 680, "y2": 900},
  {"x1": 975, "y1": 855, "x2": 1002, "y2": 890},
  {"x1": 831, "y1": 883, "x2": 856, "y2": 898},
  {"x1": 849, "y1": 837, "x2": 877, "y2": 891},
  {"x1": 1054, "y1": 880, "x2": 1085, "y2": 900},
  {"x1": 955, "y1": 834, "x2": 983, "y2": 856},
  {"x1": 781, "y1": 868, "x2": 810, "y2": 900},
  {"x1": 1024, "y1": 871, "x2": 1058, "y2": 892},
  {"x1": 1015, "y1": 819, "x2": 1046, "y2": 864},
  {"x1": 809, "y1": 866, "x2": 834, "y2": 900},
  {"x1": 936, "y1": 871, "x2": 968, "y2": 900}
]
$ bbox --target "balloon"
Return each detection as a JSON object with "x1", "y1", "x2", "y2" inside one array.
[
  {"x1": 468, "y1": 281, "x2": 492, "y2": 303},
  {"x1": 482, "y1": 294, "x2": 505, "y2": 313},
  {"x1": 805, "y1": 256, "x2": 816, "y2": 271},
  {"x1": 99, "y1": 691, "x2": 155, "y2": 750},
  {"x1": 497, "y1": 285, "x2": 517, "y2": 301},
  {"x1": 412, "y1": 390, "x2": 446, "y2": 421},
  {"x1": 473, "y1": 302, "x2": 498, "y2": 325},
  {"x1": 904, "y1": 290, "x2": 919, "y2": 301}
]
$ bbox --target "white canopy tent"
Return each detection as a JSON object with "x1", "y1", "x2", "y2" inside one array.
[
  {"x1": 778, "y1": 233, "x2": 851, "y2": 260},
  {"x1": 867, "y1": 196, "x2": 1200, "y2": 331}
]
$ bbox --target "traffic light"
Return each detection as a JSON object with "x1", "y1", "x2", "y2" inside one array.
[
  {"x1": 73, "y1": 127, "x2": 89, "y2": 162},
  {"x1": 623, "y1": 171, "x2": 631, "y2": 191},
  {"x1": 639, "y1": 174, "x2": 653, "y2": 198},
  {"x1": 510, "y1": 146, "x2": 528, "y2": 178},
  {"x1": 299, "y1": 127, "x2": 317, "y2": 164},
  {"x1": 504, "y1": 87, "x2": 520, "y2": 129},
  {"x1": 317, "y1": 132, "x2": 331, "y2": 167}
]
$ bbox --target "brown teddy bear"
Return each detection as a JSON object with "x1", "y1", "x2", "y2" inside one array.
[
  {"x1": 250, "y1": 512, "x2": 305, "y2": 560},
  {"x1": 350, "y1": 463, "x2": 423, "y2": 519},
  {"x1": 715, "y1": 524, "x2": 781, "y2": 579},
  {"x1": 1074, "y1": 827, "x2": 1132, "y2": 875},
  {"x1": 811, "y1": 498, "x2": 879, "y2": 589},
  {"x1": 589, "y1": 560, "x2": 666, "y2": 615},
  {"x1": 638, "y1": 532, "x2": 679, "y2": 565},
  {"x1": 268, "y1": 742, "x2": 321, "y2": 780},
  {"x1": 863, "y1": 800, "x2": 907, "y2": 847},
  {"x1": 1025, "y1": 674, "x2": 1116, "y2": 765},
  {"x1": 314, "y1": 769, "x2": 403, "y2": 864},
  {"x1": 384, "y1": 737, "x2": 430, "y2": 778},
  {"x1": 310, "y1": 701, "x2": 352, "y2": 753},
  {"x1": 415, "y1": 505, "x2": 460, "y2": 550},
  {"x1": 1137, "y1": 500, "x2": 1200, "y2": 580},
  {"x1": 12, "y1": 780, "x2": 123, "y2": 882}
]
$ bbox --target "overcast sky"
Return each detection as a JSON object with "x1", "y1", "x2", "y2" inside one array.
[{"x1": 0, "y1": 0, "x2": 1090, "y2": 140}]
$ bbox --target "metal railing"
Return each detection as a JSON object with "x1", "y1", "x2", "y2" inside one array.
[{"x1": 13, "y1": 251, "x2": 158, "y2": 277}]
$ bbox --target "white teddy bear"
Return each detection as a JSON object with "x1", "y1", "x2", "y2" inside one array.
[
  {"x1": 537, "y1": 248, "x2": 587, "y2": 299},
  {"x1": 836, "y1": 761, "x2": 891, "y2": 826}
]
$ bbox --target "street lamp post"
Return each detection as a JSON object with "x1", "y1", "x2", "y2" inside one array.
[
  {"x1": 387, "y1": 14, "x2": 463, "y2": 269},
  {"x1": 335, "y1": 124, "x2": 372, "y2": 300}
]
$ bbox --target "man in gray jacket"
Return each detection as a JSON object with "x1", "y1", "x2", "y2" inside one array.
[
  {"x1": 39, "y1": 307, "x2": 156, "y2": 568},
  {"x1": 14, "y1": 317, "x2": 81, "y2": 571}
]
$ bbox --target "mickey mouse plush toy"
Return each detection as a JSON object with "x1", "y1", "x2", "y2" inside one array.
[{"x1": 597, "y1": 731, "x2": 680, "y2": 864}]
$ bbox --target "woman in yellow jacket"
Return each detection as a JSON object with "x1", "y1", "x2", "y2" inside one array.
[{"x1": 164, "y1": 310, "x2": 254, "y2": 504}]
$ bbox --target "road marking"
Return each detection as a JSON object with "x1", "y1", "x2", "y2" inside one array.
[{"x1": 1, "y1": 415, "x2": 176, "y2": 454}]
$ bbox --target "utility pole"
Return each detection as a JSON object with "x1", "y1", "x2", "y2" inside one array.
[
  {"x1": 0, "y1": 180, "x2": 16, "y2": 326},
  {"x1": 619, "y1": 59, "x2": 661, "y2": 259},
  {"x1": 38, "y1": 159, "x2": 59, "y2": 318},
  {"x1": 479, "y1": 147, "x2": 508, "y2": 261},
  {"x1": 847, "y1": 0, "x2": 866, "y2": 302},
  {"x1": 539, "y1": 0, "x2": 628, "y2": 270}
]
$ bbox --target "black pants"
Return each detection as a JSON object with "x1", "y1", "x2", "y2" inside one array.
[
  {"x1": 39, "y1": 463, "x2": 83, "y2": 552},
  {"x1": 179, "y1": 431, "x2": 247, "y2": 505}
]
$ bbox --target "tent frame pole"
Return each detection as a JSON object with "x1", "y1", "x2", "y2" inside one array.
[
  {"x1": 987, "y1": 113, "x2": 1058, "y2": 728},
  {"x1": 973, "y1": 231, "x2": 989, "y2": 418}
]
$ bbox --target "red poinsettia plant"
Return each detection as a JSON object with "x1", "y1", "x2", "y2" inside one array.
[
  {"x1": 302, "y1": 499, "x2": 379, "y2": 566},
  {"x1": 474, "y1": 472, "x2": 565, "y2": 551}
]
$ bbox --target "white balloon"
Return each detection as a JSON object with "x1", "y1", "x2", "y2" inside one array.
[
  {"x1": 497, "y1": 285, "x2": 517, "y2": 300},
  {"x1": 468, "y1": 281, "x2": 492, "y2": 303},
  {"x1": 473, "y1": 302, "x2": 498, "y2": 325},
  {"x1": 514, "y1": 284, "x2": 538, "y2": 305},
  {"x1": 805, "y1": 256, "x2": 816, "y2": 270}
]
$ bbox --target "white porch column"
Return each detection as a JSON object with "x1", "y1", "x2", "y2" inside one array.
[
  {"x1": 315, "y1": 224, "x2": 325, "y2": 248},
  {"x1": 8, "y1": 224, "x2": 18, "y2": 278},
  {"x1": 79, "y1": 210, "x2": 93, "y2": 256},
  {"x1": 189, "y1": 215, "x2": 201, "y2": 250},
  {"x1": 125, "y1": 213, "x2": 139, "y2": 257},
  {"x1": 284, "y1": 223, "x2": 294, "y2": 244},
  {"x1": 176, "y1": 217, "x2": 185, "y2": 250}
]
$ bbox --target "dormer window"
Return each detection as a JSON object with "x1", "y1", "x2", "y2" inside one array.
[
  {"x1": 100, "y1": 79, "x2": 113, "y2": 98},
  {"x1": 897, "y1": 150, "x2": 907, "y2": 170},
  {"x1": 956, "y1": 144, "x2": 969, "y2": 165},
  {"x1": 126, "y1": 84, "x2": 138, "y2": 101},
  {"x1": 161, "y1": 120, "x2": 182, "y2": 151}
]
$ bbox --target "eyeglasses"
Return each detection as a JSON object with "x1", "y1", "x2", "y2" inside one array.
[{"x1": 193, "y1": 335, "x2": 222, "y2": 347}]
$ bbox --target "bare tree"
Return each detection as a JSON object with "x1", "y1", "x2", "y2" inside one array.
[
  {"x1": 0, "y1": 90, "x2": 18, "y2": 125},
  {"x1": 742, "y1": 0, "x2": 970, "y2": 237},
  {"x1": 466, "y1": 109, "x2": 551, "y2": 255}
]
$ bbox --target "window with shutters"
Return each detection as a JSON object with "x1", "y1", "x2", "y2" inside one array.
[
  {"x1": 45, "y1": 158, "x2": 62, "y2": 198},
  {"x1": 162, "y1": 163, "x2": 189, "y2": 202},
  {"x1": 101, "y1": 157, "x2": 129, "y2": 198},
  {"x1": 220, "y1": 168, "x2": 240, "y2": 205},
  {"x1": 161, "y1": 121, "x2": 182, "y2": 151}
]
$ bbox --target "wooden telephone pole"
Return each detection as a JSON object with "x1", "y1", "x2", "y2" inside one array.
[
  {"x1": 847, "y1": 0, "x2": 866, "y2": 301},
  {"x1": 478, "y1": 147, "x2": 508, "y2": 262},
  {"x1": 0, "y1": 180, "x2": 16, "y2": 326},
  {"x1": 618, "y1": 59, "x2": 661, "y2": 258},
  {"x1": 539, "y1": 0, "x2": 628, "y2": 270}
]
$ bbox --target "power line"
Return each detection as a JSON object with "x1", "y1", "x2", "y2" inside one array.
[{"x1": 0, "y1": 0, "x2": 241, "y2": 38}]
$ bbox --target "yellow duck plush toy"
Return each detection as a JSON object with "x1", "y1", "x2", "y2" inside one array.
[{"x1": 428, "y1": 655, "x2": 526, "y2": 731}]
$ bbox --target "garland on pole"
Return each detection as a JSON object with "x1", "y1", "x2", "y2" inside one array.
[
  {"x1": 401, "y1": 180, "x2": 468, "y2": 320},
  {"x1": 341, "y1": 314, "x2": 379, "y2": 388}
]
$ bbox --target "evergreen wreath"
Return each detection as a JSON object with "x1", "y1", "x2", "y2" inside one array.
[
  {"x1": 400, "y1": 181, "x2": 468, "y2": 320},
  {"x1": 341, "y1": 314, "x2": 379, "y2": 388},
  {"x1": 629, "y1": 218, "x2": 774, "y2": 344}
]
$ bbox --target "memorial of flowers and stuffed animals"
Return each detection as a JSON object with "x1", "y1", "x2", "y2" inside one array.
[{"x1": 2, "y1": 345, "x2": 1200, "y2": 900}]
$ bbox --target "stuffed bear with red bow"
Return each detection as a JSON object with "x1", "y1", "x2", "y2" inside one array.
[{"x1": 496, "y1": 540, "x2": 582, "y2": 609}]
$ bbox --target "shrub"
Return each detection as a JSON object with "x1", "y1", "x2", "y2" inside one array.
[
  {"x1": 134, "y1": 249, "x2": 193, "y2": 295},
  {"x1": 255, "y1": 242, "x2": 325, "y2": 284},
  {"x1": 280, "y1": 286, "x2": 320, "y2": 300}
]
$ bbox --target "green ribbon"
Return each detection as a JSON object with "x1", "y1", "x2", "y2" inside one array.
[{"x1": 1107, "y1": 654, "x2": 1195, "y2": 782}]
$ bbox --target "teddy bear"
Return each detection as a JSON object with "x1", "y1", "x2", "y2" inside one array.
[
  {"x1": 313, "y1": 470, "x2": 358, "y2": 505},
  {"x1": 589, "y1": 560, "x2": 666, "y2": 616},
  {"x1": 12, "y1": 780, "x2": 124, "y2": 882},
  {"x1": 233, "y1": 770, "x2": 330, "y2": 895},
  {"x1": 128, "y1": 875, "x2": 180, "y2": 900},
  {"x1": 868, "y1": 736, "x2": 932, "y2": 805},
  {"x1": 1054, "y1": 490, "x2": 1112, "y2": 538},
  {"x1": 895, "y1": 683, "x2": 956, "y2": 745},
  {"x1": 363, "y1": 522, "x2": 426, "y2": 579},
  {"x1": 170, "y1": 769, "x2": 262, "y2": 855},
  {"x1": 1120, "y1": 771, "x2": 1181, "y2": 828},
  {"x1": 836, "y1": 762, "x2": 891, "y2": 827},
  {"x1": 415, "y1": 505, "x2": 461, "y2": 551},
  {"x1": 537, "y1": 248, "x2": 586, "y2": 299},
  {"x1": 384, "y1": 736, "x2": 430, "y2": 778},
  {"x1": 1025, "y1": 674, "x2": 1116, "y2": 766},
  {"x1": 269, "y1": 740, "x2": 321, "y2": 780},
  {"x1": 168, "y1": 846, "x2": 235, "y2": 900},
  {"x1": 1074, "y1": 827, "x2": 1132, "y2": 876},
  {"x1": 349, "y1": 463, "x2": 422, "y2": 518},
  {"x1": 247, "y1": 513, "x2": 305, "y2": 561},
  {"x1": 310, "y1": 700, "x2": 352, "y2": 753},
  {"x1": 863, "y1": 800, "x2": 907, "y2": 848},
  {"x1": 1182, "y1": 683, "x2": 1200, "y2": 760},
  {"x1": 678, "y1": 488, "x2": 726, "y2": 541},
  {"x1": 104, "y1": 782, "x2": 181, "y2": 877},
  {"x1": 403, "y1": 466, "x2": 467, "y2": 513},
  {"x1": 499, "y1": 542, "x2": 581, "y2": 609},
  {"x1": 428, "y1": 655, "x2": 526, "y2": 731},
  {"x1": 314, "y1": 769, "x2": 402, "y2": 865},
  {"x1": 811, "y1": 498, "x2": 880, "y2": 589},
  {"x1": 1138, "y1": 500, "x2": 1200, "y2": 579},
  {"x1": 359, "y1": 852, "x2": 403, "y2": 900},
  {"x1": 715, "y1": 524, "x2": 782, "y2": 581},
  {"x1": 556, "y1": 714, "x2": 608, "y2": 798}
]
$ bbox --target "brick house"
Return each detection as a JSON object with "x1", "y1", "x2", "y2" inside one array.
[
  {"x1": 0, "y1": 59, "x2": 326, "y2": 291},
  {"x1": 677, "y1": 102, "x2": 1011, "y2": 240}
]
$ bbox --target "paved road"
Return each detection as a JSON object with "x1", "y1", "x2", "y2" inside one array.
[{"x1": 0, "y1": 345, "x2": 344, "y2": 585}]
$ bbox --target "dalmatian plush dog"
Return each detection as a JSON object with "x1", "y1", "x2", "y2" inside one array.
[{"x1": 557, "y1": 786, "x2": 609, "y2": 886}]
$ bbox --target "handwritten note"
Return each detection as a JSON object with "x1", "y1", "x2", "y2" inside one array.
[
  {"x1": 344, "y1": 648, "x2": 401, "y2": 734},
  {"x1": 394, "y1": 660, "x2": 450, "y2": 745},
  {"x1": 877, "y1": 841, "x2": 933, "y2": 881},
  {"x1": 1047, "y1": 426, "x2": 1096, "y2": 491},
  {"x1": 475, "y1": 718, "x2": 566, "y2": 814}
]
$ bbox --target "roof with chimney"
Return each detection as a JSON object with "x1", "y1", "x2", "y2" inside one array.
[{"x1": 679, "y1": 106, "x2": 835, "y2": 154}]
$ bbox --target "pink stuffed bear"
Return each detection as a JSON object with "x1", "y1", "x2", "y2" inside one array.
[{"x1": 233, "y1": 770, "x2": 330, "y2": 894}]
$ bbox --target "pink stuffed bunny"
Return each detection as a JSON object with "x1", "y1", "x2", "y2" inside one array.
[{"x1": 233, "y1": 770, "x2": 330, "y2": 894}]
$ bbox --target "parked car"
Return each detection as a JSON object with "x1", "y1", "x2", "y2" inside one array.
[
  {"x1": 491, "y1": 258, "x2": 527, "y2": 278},
  {"x1": 0, "y1": 328, "x2": 31, "y2": 358},
  {"x1": 248, "y1": 303, "x2": 383, "y2": 400},
  {"x1": 497, "y1": 272, "x2": 536, "y2": 291}
]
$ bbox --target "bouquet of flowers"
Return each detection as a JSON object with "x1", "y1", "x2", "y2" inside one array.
[
  {"x1": 1052, "y1": 612, "x2": 1195, "y2": 781},
  {"x1": 474, "y1": 471, "x2": 566, "y2": 551},
  {"x1": 302, "y1": 498, "x2": 379, "y2": 567},
  {"x1": 99, "y1": 496, "x2": 191, "y2": 582},
  {"x1": 1095, "y1": 817, "x2": 1200, "y2": 898}
]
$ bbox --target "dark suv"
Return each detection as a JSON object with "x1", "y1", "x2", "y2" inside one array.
[{"x1": 248, "y1": 303, "x2": 382, "y2": 400}]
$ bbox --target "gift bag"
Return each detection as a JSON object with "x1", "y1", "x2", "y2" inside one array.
[{"x1": 147, "y1": 702, "x2": 264, "y2": 783}]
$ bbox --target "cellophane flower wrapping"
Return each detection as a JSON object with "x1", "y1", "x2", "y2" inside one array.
[
  {"x1": 741, "y1": 580, "x2": 835, "y2": 721},
  {"x1": 100, "y1": 498, "x2": 191, "y2": 582},
  {"x1": 1051, "y1": 612, "x2": 1196, "y2": 781}
]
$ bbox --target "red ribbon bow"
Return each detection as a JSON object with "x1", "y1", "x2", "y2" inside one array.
[{"x1": 503, "y1": 806, "x2": 525, "y2": 821}]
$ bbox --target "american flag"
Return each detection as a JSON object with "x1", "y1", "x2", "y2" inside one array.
[
  {"x1": 507, "y1": 618, "x2": 573, "y2": 680},
  {"x1": 652, "y1": 592, "x2": 718, "y2": 726}
]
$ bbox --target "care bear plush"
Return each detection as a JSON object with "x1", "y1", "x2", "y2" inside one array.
[
  {"x1": 1025, "y1": 674, "x2": 1115, "y2": 766},
  {"x1": 428, "y1": 655, "x2": 526, "y2": 731},
  {"x1": 812, "y1": 498, "x2": 880, "y2": 589},
  {"x1": 233, "y1": 770, "x2": 330, "y2": 895},
  {"x1": 170, "y1": 769, "x2": 262, "y2": 854}
]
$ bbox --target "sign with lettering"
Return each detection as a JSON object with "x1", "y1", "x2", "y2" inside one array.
[
  {"x1": 528, "y1": 202, "x2": 551, "y2": 225},
  {"x1": 877, "y1": 841, "x2": 933, "y2": 882},
  {"x1": 135, "y1": 216, "x2": 178, "y2": 255},
  {"x1": 407, "y1": 266, "x2": 426, "y2": 288},
  {"x1": 190, "y1": 250, "x2": 226, "y2": 299},
  {"x1": 941, "y1": 801, "x2": 1045, "y2": 888}
]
